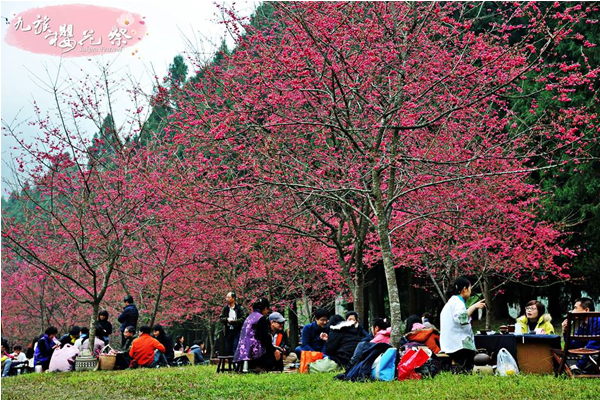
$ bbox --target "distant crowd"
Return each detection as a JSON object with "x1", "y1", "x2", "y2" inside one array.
[{"x1": 2, "y1": 277, "x2": 599, "y2": 377}]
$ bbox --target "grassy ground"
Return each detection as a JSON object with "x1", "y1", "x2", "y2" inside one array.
[{"x1": 2, "y1": 365, "x2": 598, "y2": 400}]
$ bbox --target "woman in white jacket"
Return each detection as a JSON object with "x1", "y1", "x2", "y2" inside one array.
[{"x1": 440, "y1": 276, "x2": 486, "y2": 372}]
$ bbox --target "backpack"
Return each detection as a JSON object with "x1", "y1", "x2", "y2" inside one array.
[
  {"x1": 371, "y1": 347, "x2": 398, "y2": 381},
  {"x1": 339, "y1": 343, "x2": 391, "y2": 382}
]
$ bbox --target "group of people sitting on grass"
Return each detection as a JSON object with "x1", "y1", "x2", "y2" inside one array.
[
  {"x1": 1, "y1": 295, "x2": 209, "y2": 376},
  {"x1": 220, "y1": 278, "x2": 599, "y2": 375},
  {"x1": 2, "y1": 278, "x2": 599, "y2": 377}
]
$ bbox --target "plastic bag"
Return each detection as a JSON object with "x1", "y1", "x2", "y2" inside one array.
[
  {"x1": 397, "y1": 348, "x2": 430, "y2": 380},
  {"x1": 309, "y1": 357, "x2": 339, "y2": 373},
  {"x1": 496, "y1": 348, "x2": 519, "y2": 376},
  {"x1": 298, "y1": 351, "x2": 323, "y2": 373}
]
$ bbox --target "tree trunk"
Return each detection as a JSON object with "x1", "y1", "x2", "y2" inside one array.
[
  {"x1": 372, "y1": 169, "x2": 403, "y2": 347},
  {"x1": 288, "y1": 303, "x2": 299, "y2": 349},
  {"x1": 353, "y1": 271, "x2": 366, "y2": 326},
  {"x1": 89, "y1": 301, "x2": 100, "y2": 353},
  {"x1": 408, "y1": 273, "x2": 418, "y2": 316},
  {"x1": 547, "y1": 281, "x2": 562, "y2": 320},
  {"x1": 208, "y1": 321, "x2": 216, "y2": 359},
  {"x1": 483, "y1": 274, "x2": 492, "y2": 330},
  {"x1": 149, "y1": 271, "x2": 166, "y2": 327}
]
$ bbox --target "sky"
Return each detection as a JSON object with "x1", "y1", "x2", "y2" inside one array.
[{"x1": 0, "y1": 0, "x2": 259, "y2": 195}]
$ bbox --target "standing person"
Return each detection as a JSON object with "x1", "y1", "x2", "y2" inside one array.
[
  {"x1": 219, "y1": 291, "x2": 245, "y2": 356},
  {"x1": 34, "y1": 326, "x2": 60, "y2": 372},
  {"x1": 118, "y1": 295, "x2": 139, "y2": 347},
  {"x1": 97, "y1": 310, "x2": 113, "y2": 343},
  {"x1": 440, "y1": 276, "x2": 486, "y2": 373},
  {"x1": 152, "y1": 324, "x2": 174, "y2": 366}
]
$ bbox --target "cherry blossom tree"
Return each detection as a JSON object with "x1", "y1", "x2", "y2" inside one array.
[{"x1": 170, "y1": 2, "x2": 598, "y2": 345}]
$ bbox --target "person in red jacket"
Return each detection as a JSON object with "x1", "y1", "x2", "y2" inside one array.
[{"x1": 129, "y1": 325, "x2": 165, "y2": 368}]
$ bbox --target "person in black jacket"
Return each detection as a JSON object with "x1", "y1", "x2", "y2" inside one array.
[
  {"x1": 152, "y1": 324, "x2": 174, "y2": 366},
  {"x1": 59, "y1": 326, "x2": 81, "y2": 346},
  {"x1": 345, "y1": 311, "x2": 369, "y2": 338},
  {"x1": 118, "y1": 295, "x2": 139, "y2": 347},
  {"x1": 97, "y1": 310, "x2": 113, "y2": 344},
  {"x1": 219, "y1": 291, "x2": 246, "y2": 356},
  {"x1": 268, "y1": 312, "x2": 297, "y2": 370},
  {"x1": 324, "y1": 314, "x2": 362, "y2": 369},
  {"x1": 244, "y1": 298, "x2": 281, "y2": 371},
  {"x1": 115, "y1": 326, "x2": 136, "y2": 370}
]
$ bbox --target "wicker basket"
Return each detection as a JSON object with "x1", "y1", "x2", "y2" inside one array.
[{"x1": 99, "y1": 354, "x2": 116, "y2": 370}]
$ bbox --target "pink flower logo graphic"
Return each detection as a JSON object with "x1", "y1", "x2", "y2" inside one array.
[{"x1": 116, "y1": 13, "x2": 134, "y2": 27}]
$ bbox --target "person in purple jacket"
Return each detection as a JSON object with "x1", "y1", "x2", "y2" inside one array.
[{"x1": 34, "y1": 326, "x2": 60, "y2": 371}]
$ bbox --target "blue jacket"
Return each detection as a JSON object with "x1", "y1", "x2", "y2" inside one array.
[
  {"x1": 34, "y1": 334, "x2": 55, "y2": 367},
  {"x1": 118, "y1": 304, "x2": 139, "y2": 333},
  {"x1": 300, "y1": 321, "x2": 328, "y2": 352}
]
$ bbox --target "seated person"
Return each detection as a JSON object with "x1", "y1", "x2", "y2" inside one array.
[
  {"x1": 81, "y1": 328, "x2": 106, "y2": 356},
  {"x1": 190, "y1": 340, "x2": 207, "y2": 364},
  {"x1": 325, "y1": 314, "x2": 363, "y2": 369},
  {"x1": 48, "y1": 343, "x2": 79, "y2": 372},
  {"x1": 115, "y1": 326, "x2": 136, "y2": 370},
  {"x1": 173, "y1": 335, "x2": 189, "y2": 352},
  {"x1": 294, "y1": 308, "x2": 329, "y2": 357},
  {"x1": 561, "y1": 297, "x2": 600, "y2": 374},
  {"x1": 59, "y1": 326, "x2": 81, "y2": 346},
  {"x1": 234, "y1": 298, "x2": 282, "y2": 371},
  {"x1": 34, "y1": 326, "x2": 60, "y2": 372},
  {"x1": 345, "y1": 311, "x2": 369, "y2": 339},
  {"x1": 129, "y1": 325, "x2": 166, "y2": 368},
  {"x1": 3, "y1": 345, "x2": 28, "y2": 376},
  {"x1": 152, "y1": 324, "x2": 175, "y2": 367},
  {"x1": 349, "y1": 318, "x2": 390, "y2": 368},
  {"x1": 269, "y1": 312, "x2": 297, "y2": 369},
  {"x1": 404, "y1": 314, "x2": 440, "y2": 354},
  {"x1": 516, "y1": 300, "x2": 554, "y2": 334},
  {"x1": 422, "y1": 312, "x2": 435, "y2": 329},
  {"x1": 74, "y1": 327, "x2": 89, "y2": 351}
]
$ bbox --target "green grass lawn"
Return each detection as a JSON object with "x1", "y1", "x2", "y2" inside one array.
[{"x1": 2, "y1": 365, "x2": 598, "y2": 400}]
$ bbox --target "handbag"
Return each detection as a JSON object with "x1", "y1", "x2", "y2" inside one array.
[
  {"x1": 75, "y1": 349, "x2": 98, "y2": 371},
  {"x1": 298, "y1": 351, "x2": 323, "y2": 373},
  {"x1": 98, "y1": 345, "x2": 116, "y2": 371},
  {"x1": 309, "y1": 357, "x2": 339, "y2": 373}
]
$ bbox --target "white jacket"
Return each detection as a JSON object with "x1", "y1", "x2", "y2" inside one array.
[{"x1": 440, "y1": 295, "x2": 476, "y2": 354}]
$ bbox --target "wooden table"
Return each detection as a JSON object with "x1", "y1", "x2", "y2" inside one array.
[
  {"x1": 516, "y1": 335, "x2": 561, "y2": 374},
  {"x1": 474, "y1": 334, "x2": 560, "y2": 374}
]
